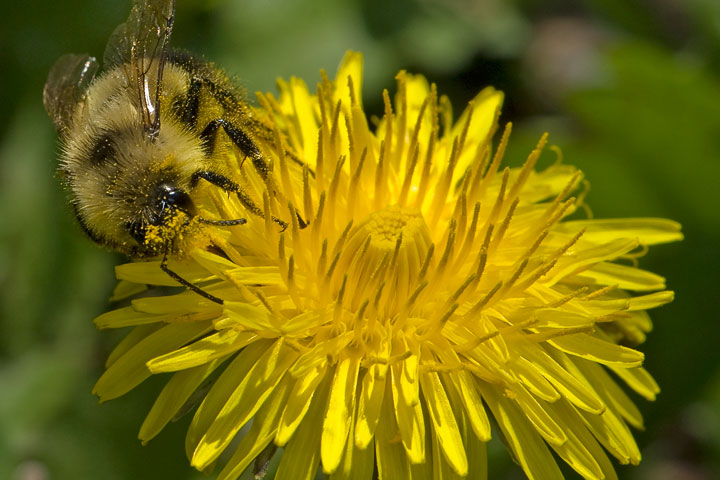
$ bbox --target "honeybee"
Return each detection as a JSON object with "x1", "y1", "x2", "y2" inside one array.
[{"x1": 44, "y1": 0, "x2": 283, "y2": 304}]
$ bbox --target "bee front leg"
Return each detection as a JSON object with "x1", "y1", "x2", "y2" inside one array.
[
  {"x1": 191, "y1": 170, "x2": 288, "y2": 230},
  {"x1": 199, "y1": 119, "x2": 269, "y2": 178}
]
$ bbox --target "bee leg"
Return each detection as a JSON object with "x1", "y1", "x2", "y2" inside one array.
[
  {"x1": 246, "y1": 119, "x2": 316, "y2": 178},
  {"x1": 191, "y1": 170, "x2": 289, "y2": 230},
  {"x1": 160, "y1": 251, "x2": 224, "y2": 304},
  {"x1": 196, "y1": 116, "x2": 309, "y2": 229},
  {"x1": 200, "y1": 118, "x2": 265, "y2": 171},
  {"x1": 178, "y1": 77, "x2": 202, "y2": 127}
]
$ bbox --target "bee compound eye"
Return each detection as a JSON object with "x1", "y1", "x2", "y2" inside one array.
[{"x1": 164, "y1": 189, "x2": 196, "y2": 217}]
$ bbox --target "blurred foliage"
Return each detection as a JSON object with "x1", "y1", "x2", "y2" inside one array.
[{"x1": 1, "y1": 0, "x2": 719, "y2": 479}]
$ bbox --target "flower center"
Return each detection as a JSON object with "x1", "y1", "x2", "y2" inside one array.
[
  {"x1": 366, "y1": 205, "x2": 427, "y2": 248},
  {"x1": 337, "y1": 205, "x2": 432, "y2": 316}
]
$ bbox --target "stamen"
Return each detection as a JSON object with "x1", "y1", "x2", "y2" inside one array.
[
  {"x1": 407, "y1": 97, "x2": 430, "y2": 161},
  {"x1": 351, "y1": 300, "x2": 370, "y2": 333},
  {"x1": 331, "y1": 220, "x2": 355, "y2": 262},
  {"x1": 436, "y1": 219, "x2": 457, "y2": 272},
  {"x1": 505, "y1": 133, "x2": 546, "y2": 202},
  {"x1": 327, "y1": 155, "x2": 346, "y2": 210},
  {"x1": 373, "y1": 141, "x2": 386, "y2": 211},
  {"x1": 303, "y1": 165, "x2": 313, "y2": 224},
  {"x1": 474, "y1": 247, "x2": 488, "y2": 282},
  {"x1": 263, "y1": 191, "x2": 274, "y2": 240},
  {"x1": 316, "y1": 239, "x2": 328, "y2": 279},
  {"x1": 343, "y1": 111, "x2": 355, "y2": 160},
  {"x1": 372, "y1": 280, "x2": 386, "y2": 313},
  {"x1": 398, "y1": 144, "x2": 419, "y2": 207},
  {"x1": 347, "y1": 75, "x2": 357, "y2": 106},
  {"x1": 278, "y1": 233, "x2": 286, "y2": 262},
  {"x1": 414, "y1": 135, "x2": 435, "y2": 209},
  {"x1": 466, "y1": 280, "x2": 503, "y2": 317},
  {"x1": 382, "y1": 90, "x2": 393, "y2": 163},
  {"x1": 452, "y1": 192, "x2": 468, "y2": 240},
  {"x1": 478, "y1": 122, "x2": 512, "y2": 189},
  {"x1": 583, "y1": 285, "x2": 618, "y2": 300},
  {"x1": 316, "y1": 129, "x2": 325, "y2": 189},
  {"x1": 405, "y1": 280, "x2": 429, "y2": 311},
  {"x1": 499, "y1": 258, "x2": 530, "y2": 295},
  {"x1": 456, "y1": 102, "x2": 475, "y2": 155},
  {"x1": 518, "y1": 229, "x2": 585, "y2": 289},
  {"x1": 387, "y1": 232, "x2": 403, "y2": 273},
  {"x1": 544, "y1": 287, "x2": 589, "y2": 308},
  {"x1": 334, "y1": 275, "x2": 348, "y2": 325},
  {"x1": 488, "y1": 198, "x2": 518, "y2": 254},
  {"x1": 311, "y1": 192, "x2": 326, "y2": 245},
  {"x1": 416, "y1": 243, "x2": 435, "y2": 284},
  {"x1": 416, "y1": 303, "x2": 459, "y2": 340},
  {"x1": 429, "y1": 137, "x2": 460, "y2": 227},
  {"x1": 454, "y1": 330, "x2": 499, "y2": 353},
  {"x1": 525, "y1": 325, "x2": 594, "y2": 343},
  {"x1": 487, "y1": 168, "x2": 509, "y2": 226},
  {"x1": 347, "y1": 148, "x2": 367, "y2": 219},
  {"x1": 330, "y1": 99, "x2": 342, "y2": 147},
  {"x1": 287, "y1": 254, "x2": 295, "y2": 288},
  {"x1": 454, "y1": 202, "x2": 481, "y2": 267},
  {"x1": 445, "y1": 273, "x2": 477, "y2": 308}
]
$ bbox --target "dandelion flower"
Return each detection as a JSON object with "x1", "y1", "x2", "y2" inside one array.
[{"x1": 93, "y1": 52, "x2": 682, "y2": 479}]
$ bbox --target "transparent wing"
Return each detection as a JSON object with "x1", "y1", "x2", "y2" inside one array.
[
  {"x1": 43, "y1": 54, "x2": 99, "y2": 134},
  {"x1": 103, "y1": 0, "x2": 176, "y2": 138}
]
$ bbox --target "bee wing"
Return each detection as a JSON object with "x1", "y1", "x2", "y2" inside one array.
[
  {"x1": 103, "y1": 0, "x2": 176, "y2": 139},
  {"x1": 44, "y1": 54, "x2": 99, "y2": 135}
]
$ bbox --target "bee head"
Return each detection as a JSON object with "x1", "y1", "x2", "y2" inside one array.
[{"x1": 127, "y1": 182, "x2": 197, "y2": 246}]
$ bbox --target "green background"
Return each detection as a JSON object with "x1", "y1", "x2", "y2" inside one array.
[{"x1": 1, "y1": 0, "x2": 718, "y2": 478}]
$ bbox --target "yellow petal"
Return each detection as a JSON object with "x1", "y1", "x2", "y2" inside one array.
[
  {"x1": 93, "y1": 322, "x2": 211, "y2": 402},
  {"x1": 322, "y1": 355, "x2": 361, "y2": 474},
  {"x1": 355, "y1": 363, "x2": 388, "y2": 449},
  {"x1": 334, "y1": 51, "x2": 363, "y2": 110},
  {"x1": 375, "y1": 381, "x2": 411, "y2": 480},
  {"x1": 480, "y1": 384, "x2": 564, "y2": 480},
  {"x1": 192, "y1": 339, "x2": 298, "y2": 469},
  {"x1": 555, "y1": 218, "x2": 683, "y2": 246},
  {"x1": 451, "y1": 87, "x2": 503, "y2": 185},
  {"x1": 420, "y1": 371, "x2": 468, "y2": 476},
  {"x1": 575, "y1": 359, "x2": 644, "y2": 429},
  {"x1": 216, "y1": 377, "x2": 291, "y2": 480},
  {"x1": 512, "y1": 356, "x2": 561, "y2": 403},
  {"x1": 139, "y1": 357, "x2": 226, "y2": 444},
  {"x1": 582, "y1": 262, "x2": 667, "y2": 291},
  {"x1": 115, "y1": 258, "x2": 213, "y2": 285},
  {"x1": 522, "y1": 349, "x2": 605, "y2": 414},
  {"x1": 276, "y1": 364, "x2": 328, "y2": 446},
  {"x1": 452, "y1": 370, "x2": 492, "y2": 442},
  {"x1": 94, "y1": 306, "x2": 162, "y2": 329},
  {"x1": 329, "y1": 386, "x2": 375, "y2": 480},
  {"x1": 391, "y1": 364, "x2": 425, "y2": 464},
  {"x1": 226, "y1": 265, "x2": 284, "y2": 285},
  {"x1": 147, "y1": 329, "x2": 257, "y2": 373},
  {"x1": 608, "y1": 365, "x2": 659, "y2": 401},
  {"x1": 549, "y1": 333, "x2": 644, "y2": 367},
  {"x1": 545, "y1": 404, "x2": 606, "y2": 480},
  {"x1": 274, "y1": 376, "x2": 331, "y2": 480},
  {"x1": 510, "y1": 384, "x2": 567, "y2": 446},
  {"x1": 288, "y1": 76, "x2": 319, "y2": 163},
  {"x1": 109, "y1": 280, "x2": 147, "y2": 301},
  {"x1": 185, "y1": 339, "x2": 272, "y2": 459}
]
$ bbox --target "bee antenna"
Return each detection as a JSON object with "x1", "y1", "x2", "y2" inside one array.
[{"x1": 197, "y1": 217, "x2": 247, "y2": 226}]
